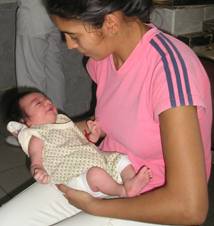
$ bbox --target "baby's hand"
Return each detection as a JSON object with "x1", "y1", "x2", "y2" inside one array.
[
  {"x1": 86, "y1": 120, "x2": 101, "y2": 143},
  {"x1": 31, "y1": 166, "x2": 50, "y2": 184}
]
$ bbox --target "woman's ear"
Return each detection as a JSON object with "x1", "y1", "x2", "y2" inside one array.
[{"x1": 103, "y1": 13, "x2": 120, "y2": 36}]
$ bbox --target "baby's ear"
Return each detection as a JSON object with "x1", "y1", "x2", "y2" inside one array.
[{"x1": 20, "y1": 118, "x2": 30, "y2": 127}]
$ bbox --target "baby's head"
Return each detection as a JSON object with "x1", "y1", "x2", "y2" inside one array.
[
  {"x1": 1, "y1": 87, "x2": 57, "y2": 127},
  {"x1": 19, "y1": 91, "x2": 58, "y2": 127}
]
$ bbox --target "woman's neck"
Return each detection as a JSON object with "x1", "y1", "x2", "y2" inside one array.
[{"x1": 112, "y1": 20, "x2": 149, "y2": 70}]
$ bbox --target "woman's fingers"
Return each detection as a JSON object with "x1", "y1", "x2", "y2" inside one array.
[
  {"x1": 56, "y1": 184, "x2": 97, "y2": 213},
  {"x1": 56, "y1": 184, "x2": 71, "y2": 194}
]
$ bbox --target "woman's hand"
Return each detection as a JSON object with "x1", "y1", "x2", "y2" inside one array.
[
  {"x1": 86, "y1": 120, "x2": 101, "y2": 143},
  {"x1": 57, "y1": 184, "x2": 100, "y2": 214}
]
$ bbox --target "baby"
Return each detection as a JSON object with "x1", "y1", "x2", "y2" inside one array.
[{"x1": 4, "y1": 88, "x2": 152, "y2": 198}]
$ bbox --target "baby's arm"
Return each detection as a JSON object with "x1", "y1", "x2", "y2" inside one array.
[
  {"x1": 28, "y1": 136, "x2": 49, "y2": 184},
  {"x1": 86, "y1": 120, "x2": 105, "y2": 143}
]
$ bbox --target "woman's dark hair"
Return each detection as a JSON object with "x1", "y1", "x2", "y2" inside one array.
[
  {"x1": 44, "y1": 0, "x2": 152, "y2": 28},
  {"x1": 0, "y1": 87, "x2": 41, "y2": 123}
]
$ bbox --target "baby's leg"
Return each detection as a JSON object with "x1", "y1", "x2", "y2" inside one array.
[
  {"x1": 121, "y1": 165, "x2": 152, "y2": 197},
  {"x1": 86, "y1": 167, "x2": 126, "y2": 197}
]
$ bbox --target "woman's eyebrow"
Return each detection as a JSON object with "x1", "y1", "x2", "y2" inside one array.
[{"x1": 62, "y1": 31, "x2": 76, "y2": 35}]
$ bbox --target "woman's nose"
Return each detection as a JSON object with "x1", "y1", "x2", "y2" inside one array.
[{"x1": 65, "y1": 34, "x2": 78, "y2": 49}]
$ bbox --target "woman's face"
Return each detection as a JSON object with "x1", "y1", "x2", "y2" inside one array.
[{"x1": 51, "y1": 16, "x2": 114, "y2": 60}]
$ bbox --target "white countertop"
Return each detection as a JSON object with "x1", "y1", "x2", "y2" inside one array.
[{"x1": 193, "y1": 44, "x2": 214, "y2": 61}]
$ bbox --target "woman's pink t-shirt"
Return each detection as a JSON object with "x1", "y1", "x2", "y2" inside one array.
[{"x1": 87, "y1": 26, "x2": 212, "y2": 192}]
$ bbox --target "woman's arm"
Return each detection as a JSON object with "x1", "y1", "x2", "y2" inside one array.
[{"x1": 59, "y1": 106, "x2": 209, "y2": 225}]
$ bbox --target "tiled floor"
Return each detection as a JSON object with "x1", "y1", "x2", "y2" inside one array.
[
  {"x1": 0, "y1": 133, "x2": 213, "y2": 226},
  {"x1": 0, "y1": 134, "x2": 34, "y2": 205}
]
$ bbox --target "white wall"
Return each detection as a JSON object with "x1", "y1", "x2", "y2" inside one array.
[{"x1": 0, "y1": 0, "x2": 16, "y2": 3}]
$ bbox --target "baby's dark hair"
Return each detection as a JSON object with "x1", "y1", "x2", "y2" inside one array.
[
  {"x1": 0, "y1": 87, "x2": 42, "y2": 124},
  {"x1": 44, "y1": 0, "x2": 152, "y2": 28}
]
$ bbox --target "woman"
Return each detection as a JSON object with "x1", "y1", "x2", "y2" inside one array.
[{"x1": 0, "y1": 0, "x2": 212, "y2": 225}]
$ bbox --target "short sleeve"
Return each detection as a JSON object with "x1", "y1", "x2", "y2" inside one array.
[
  {"x1": 18, "y1": 128, "x2": 42, "y2": 156},
  {"x1": 151, "y1": 52, "x2": 208, "y2": 122},
  {"x1": 7, "y1": 121, "x2": 27, "y2": 135}
]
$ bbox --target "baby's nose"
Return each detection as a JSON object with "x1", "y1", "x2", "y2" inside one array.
[{"x1": 44, "y1": 99, "x2": 51, "y2": 106}]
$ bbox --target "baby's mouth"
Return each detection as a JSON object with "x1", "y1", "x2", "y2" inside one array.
[{"x1": 47, "y1": 105, "x2": 54, "y2": 112}]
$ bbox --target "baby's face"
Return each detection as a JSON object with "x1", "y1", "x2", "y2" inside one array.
[{"x1": 19, "y1": 92, "x2": 57, "y2": 127}]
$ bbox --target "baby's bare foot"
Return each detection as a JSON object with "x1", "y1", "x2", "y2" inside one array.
[{"x1": 125, "y1": 166, "x2": 152, "y2": 197}]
